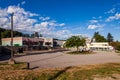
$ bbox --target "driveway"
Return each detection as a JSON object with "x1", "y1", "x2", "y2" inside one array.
[{"x1": 15, "y1": 51, "x2": 120, "y2": 69}]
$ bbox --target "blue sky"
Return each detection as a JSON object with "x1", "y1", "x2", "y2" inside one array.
[{"x1": 0, "y1": 0, "x2": 120, "y2": 40}]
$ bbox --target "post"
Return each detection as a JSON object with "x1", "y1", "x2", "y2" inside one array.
[
  {"x1": 8, "y1": 12, "x2": 15, "y2": 64},
  {"x1": 27, "y1": 62, "x2": 30, "y2": 69},
  {"x1": 11, "y1": 12, "x2": 14, "y2": 59}
]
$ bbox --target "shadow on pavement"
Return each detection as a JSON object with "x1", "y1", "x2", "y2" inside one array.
[
  {"x1": 0, "y1": 54, "x2": 11, "y2": 61},
  {"x1": 30, "y1": 66, "x2": 39, "y2": 70},
  {"x1": 49, "y1": 66, "x2": 71, "y2": 80},
  {"x1": 30, "y1": 54, "x2": 63, "y2": 63}
]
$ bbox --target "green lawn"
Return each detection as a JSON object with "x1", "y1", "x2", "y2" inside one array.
[
  {"x1": 0, "y1": 62, "x2": 28, "y2": 70},
  {"x1": 0, "y1": 63, "x2": 120, "y2": 80}
]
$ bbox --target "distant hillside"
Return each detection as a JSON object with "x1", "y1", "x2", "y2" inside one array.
[
  {"x1": 0, "y1": 28, "x2": 30, "y2": 38},
  {"x1": 0, "y1": 27, "x2": 30, "y2": 44}
]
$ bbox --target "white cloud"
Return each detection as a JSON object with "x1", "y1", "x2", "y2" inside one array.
[
  {"x1": 58, "y1": 23, "x2": 65, "y2": 26},
  {"x1": 89, "y1": 20, "x2": 98, "y2": 23},
  {"x1": 7, "y1": 6, "x2": 15, "y2": 13},
  {"x1": 0, "y1": 8, "x2": 8, "y2": 17},
  {"x1": 21, "y1": 1, "x2": 26, "y2": 5},
  {"x1": 39, "y1": 17, "x2": 50, "y2": 21},
  {"x1": 51, "y1": 30, "x2": 72, "y2": 39},
  {"x1": 87, "y1": 24, "x2": 103, "y2": 30},
  {"x1": 87, "y1": 25, "x2": 98, "y2": 29},
  {"x1": 98, "y1": 16, "x2": 102, "y2": 19},
  {"x1": 106, "y1": 8, "x2": 116, "y2": 14},
  {"x1": 115, "y1": 27, "x2": 120, "y2": 30},
  {"x1": 0, "y1": 5, "x2": 68, "y2": 39},
  {"x1": 106, "y1": 13, "x2": 120, "y2": 22}
]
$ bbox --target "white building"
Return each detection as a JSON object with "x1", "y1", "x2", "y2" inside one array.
[
  {"x1": 85, "y1": 37, "x2": 113, "y2": 51},
  {"x1": 88, "y1": 42, "x2": 113, "y2": 51}
]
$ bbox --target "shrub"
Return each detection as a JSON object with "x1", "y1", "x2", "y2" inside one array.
[{"x1": 66, "y1": 51, "x2": 94, "y2": 54}]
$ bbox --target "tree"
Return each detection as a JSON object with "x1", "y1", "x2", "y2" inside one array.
[
  {"x1": 92, "y1": 32, "x2": 107, "y2": 42},
  {"x1": 22, "y1": 34, "x2": 30, "y2": 37},
  {"x1": 107, "y1": 33, "x2": 113, "y2": 43},
  {"x1": 0, "y1": 27, "x2": 30, "y2": 38},
  {"x1": 31, "y1": 33, "x2": 34, "y2": 38},
  {"x1": 39, "y1": 34, "x2": 42, "y2": 37},
  {"x1": 14, "y1": 31, "x2": 23, "y2": 37},
  {"x1": 64, "y1": 36, "x2": 85, "y2": 51},
  {"x1": 1, "y1": 30, "x2": 11, "y2": 38},
  {"x1": 0, "y1": 28, "x2": 6, "y2": 44},
  {"x1": 110, "y1": 41, "x2": 120, "y2": 51},
  {"x1": 34, "y1": 32, "x2": 39, "y2": 38},
  {"x1": 30, "y1": 32, "x2": 39, "y2": 38}
]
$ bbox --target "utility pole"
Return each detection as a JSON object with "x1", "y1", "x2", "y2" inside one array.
[
  {"x1": 8, "y1": 12, "x2": 15, "y2": 64},
  {"x1": 11, "y1": 12, "x2": 14, "y2": 59}
]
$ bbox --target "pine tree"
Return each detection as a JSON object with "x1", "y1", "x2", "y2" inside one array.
[
  {"x1": 107, "y1": 33, "x2": 113, "y2": 43},
  {"x1": 92, "y1": 32, "x2": 107, "y2": 42}
]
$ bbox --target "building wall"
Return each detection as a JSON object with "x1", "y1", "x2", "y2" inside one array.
[
  {"x1": 2, "y1": 37, "x2": 22, "y2": 46},
  {"x1": 87, "y1": 42, "x2": 113, "y2": 51},
  {"x1": 55, "y1": 40, "x2": 66, "y2": 48},
  {"x1": 43, "y1": 38, "x2": 53, "y2": 47}
]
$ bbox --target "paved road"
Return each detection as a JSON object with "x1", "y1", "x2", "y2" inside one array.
[{"x1": 15, "y1": 51, "x2": 120, "y2": 69}]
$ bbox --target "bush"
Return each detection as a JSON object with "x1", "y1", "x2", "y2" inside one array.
[
  {"x1": 14, "y1": 44, "x2": 20, "y2": 46},
  {"x1": 67, "y1": 51, "x2": 94, "y2": 54},
  {"x1": 116, "y1": 44, "x2": 120, "y2": 51}
]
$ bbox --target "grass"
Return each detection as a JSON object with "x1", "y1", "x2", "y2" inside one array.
[
  {"x1": 0, "y1": 62, "x2": 28, "y2": 70},
  {"x1": 66, "y1": 51, "x2": 95, "y2": 55},
  {"x1": 0, "y1": 63, "x2": 120, "y2": 80}
]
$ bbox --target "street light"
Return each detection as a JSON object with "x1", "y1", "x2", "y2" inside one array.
[{"x1": 8, "y1": 12, "x2": 15, "y2": 64}]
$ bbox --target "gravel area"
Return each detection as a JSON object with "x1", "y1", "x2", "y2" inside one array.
[{"x1": 14, "y1": 51, "x2": 120, "y2": 69}]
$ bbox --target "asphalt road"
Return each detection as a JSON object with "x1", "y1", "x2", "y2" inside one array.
[{"x1": 14, "y1": 51, "x2": 120, "y2": 69}]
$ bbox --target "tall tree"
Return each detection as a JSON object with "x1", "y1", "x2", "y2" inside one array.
[
  {"x1": 107, "y1": 33, "x2": 113, "y2": 43},
  {"x1": 34, "y1": 32, "x2": 39, "y2": 38},
  {"x1": 92, "y1": 32, "x2": 107, "y2": 42},
  {"x1": 39, "y1": 34, "x2": 43, "y2": 37},
  {"x1": 1, "y1": 30, "x2": 11, "y2": 38},
  {"x1": 31, "y1": 33, "x2": 34, "y2": 38},
  {"x1": 64, "y1": 36, "x2": 85, "y2": 51},
  {"x1": 110, "y1": 41, "x2": 120, "y2": 51}
]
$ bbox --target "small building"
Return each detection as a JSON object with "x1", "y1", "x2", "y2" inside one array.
[
  {"x1": 53, "y1": 39, "x2": 66, "y2": 48},
  {"x1": 88, "y1": 42, "x2": 113, "y2": 51},
  {"x1": 1, "y1": 37, "x2": 66, "y2": 51},
  {"x1": 43, "y1": 37, "x2": 54, "y2": 47},
  {"x1": 85, "y1": 37, "x2": 114, "y2": 51},
  {"x1": 42, "y1": 37, "x2": 65, "y2": 48},
  {"x1": 2, "y1": 37, "x2": 44, "y2": 46}
]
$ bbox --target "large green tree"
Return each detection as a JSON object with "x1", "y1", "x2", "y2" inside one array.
[
  {"x1": 107, "y1": 33, "x2": 113, "y2": 43},
  {"x1": 92, "y1": 32, "x2": 107, "y2": 42},
  {"x1": 64, "y1": 36, "x2": 85, "y2": 51},
  {"x1": 110, "y1": 41, "x2": 120, "y2": 51},
  {"x1": 1, "y1": 30, "x2": 11, "y2": 38}
]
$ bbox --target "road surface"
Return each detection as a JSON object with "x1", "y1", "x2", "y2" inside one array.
[{"x1": 14, "y1": 51, "x2": 120, "y2": 69}]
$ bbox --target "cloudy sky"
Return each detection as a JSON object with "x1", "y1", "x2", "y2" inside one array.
[{"x1": 0, "y1": 0, "x2": 120, "y2": 40}]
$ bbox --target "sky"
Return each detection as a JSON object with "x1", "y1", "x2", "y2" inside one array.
[{"x1": 0, "y1": 0, "x2": 120, "y2": 40}]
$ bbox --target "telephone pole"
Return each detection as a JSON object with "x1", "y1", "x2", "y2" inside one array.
[{"x1": 8, "y1": 12, "x2": 15, "y2": 64}]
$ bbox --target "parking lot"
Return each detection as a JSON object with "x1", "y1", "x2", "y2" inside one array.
[{"x1": 14, "y1": 51, "x2": 120, "y2": 69}]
